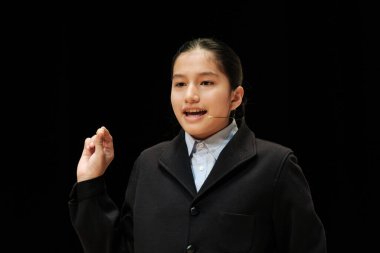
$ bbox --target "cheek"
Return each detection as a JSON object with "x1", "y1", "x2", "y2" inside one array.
[
  {"x1": 170, "y1": 93, "x2": 181, "y2": 111},
  {"x1": 170, "y1": 90, "x2": 176, "y2": 104},
  {"x1": 206, "y1": 93, "x2": 231, "y2": 107}
]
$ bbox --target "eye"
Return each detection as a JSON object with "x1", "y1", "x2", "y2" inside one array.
[
  {"x1": 200, "y1": 81, "x2": 214, "y2": 86},
  {"x1": 173, "y1": 82, "x2": 186, "y2": 87}
]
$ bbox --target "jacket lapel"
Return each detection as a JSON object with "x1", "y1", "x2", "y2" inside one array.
[
  {"x1": 158, "y1": 120, "x2": 257, "y2": 199},
  {"x1": 196, "y1": 120, "x2": 257, "y2": 198},
  {"x1": 158, "y1": 131, "x2": 197, "y2": 197}
]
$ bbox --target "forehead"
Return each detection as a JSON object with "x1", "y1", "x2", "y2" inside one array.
[{"x1": 173, "y1": 49, "x2": 219, "y2": 71}]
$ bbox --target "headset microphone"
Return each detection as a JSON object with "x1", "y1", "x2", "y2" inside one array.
[{"x1": 207, "y1": 115, "x2": 233, "y2": 119}]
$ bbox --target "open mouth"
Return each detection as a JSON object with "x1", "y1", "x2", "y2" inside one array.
[{"x1": 184, "y1": 109, "x2": 208, "y2": 117}]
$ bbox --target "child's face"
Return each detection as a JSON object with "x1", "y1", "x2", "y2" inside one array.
[{"x1": 171, "y1": 49, "x2": 238, "y2": 140}]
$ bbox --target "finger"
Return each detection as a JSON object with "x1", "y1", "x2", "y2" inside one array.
[
  {"x1": 96, "y1": 126, "x2": 106, "y2": 135},
  {"x1": 95, "y1": 127, "x2": 104, "y2": 146},
  {"x1": 98, "y1": 126, "x2": 113, "y2": 143},
  {"x1": 87, "y1": 134, "x2": 97, "y2": 149},
  {"x1": 84, "y1": 137, "x2": 92, "y2": 148},
  {"x1": 81, "y1": 137, "x2": 94, "y2": 156}
]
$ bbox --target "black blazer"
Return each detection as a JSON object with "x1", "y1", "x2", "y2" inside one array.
[{"x1": 69, "y1": 120, "x2": 327, "y2": 253}]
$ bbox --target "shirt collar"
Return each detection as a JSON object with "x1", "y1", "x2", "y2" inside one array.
[{"x1": 185, "y1": 119, "x2": 238, "y2": 156}]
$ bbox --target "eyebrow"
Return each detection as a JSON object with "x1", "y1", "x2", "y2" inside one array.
[{"x1": 172, "y1": 71, "x2": 218, "y2": 79}]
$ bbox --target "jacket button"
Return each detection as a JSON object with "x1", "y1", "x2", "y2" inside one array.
[
  {"x1": 190, "y1": 206, "x2": 199, "y2": 216},
  {"x1": 186, "y1": 244, "x2": 195, "y2": 253}
]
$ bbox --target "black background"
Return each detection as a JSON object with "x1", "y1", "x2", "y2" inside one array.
[{"x1": 4, "y1": 1, "x2": 378, "y2": 252}]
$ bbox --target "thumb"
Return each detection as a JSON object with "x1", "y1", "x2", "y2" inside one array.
[{"x1": 94, "y1": 127, "x2": 106, "y2": 154}]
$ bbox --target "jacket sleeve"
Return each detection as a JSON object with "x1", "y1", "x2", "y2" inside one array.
[
  {"x1": 272, "y1": 152, "x2": 327, "y2": 253},
  {"x1": 68, "y1": 176, "x2": 130, "y2": 253}
]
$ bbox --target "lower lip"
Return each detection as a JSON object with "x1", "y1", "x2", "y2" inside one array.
[{"x1": 183, "y1": 113, "x2": 207, "y2": 122}]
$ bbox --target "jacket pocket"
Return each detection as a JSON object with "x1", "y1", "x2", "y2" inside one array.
[{"x1": 217, "y1": 211, "x2": 255, "y2": 253}]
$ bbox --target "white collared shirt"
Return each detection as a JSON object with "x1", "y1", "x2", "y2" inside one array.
[{"x1": 185, "y1": 120, "x2": 238, "y2": 191}]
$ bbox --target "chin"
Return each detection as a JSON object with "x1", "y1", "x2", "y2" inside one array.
[
  {"x1": 184, "y1": 127, "x2": 200, "y2": 135},
  {"x1": 185, "y1": 129, "x2": 209, "y2": 140}
]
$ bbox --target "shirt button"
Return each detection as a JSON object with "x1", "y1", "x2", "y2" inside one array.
[
  {"x1": 186, "y1": 244, "x2": 195, "y2": 253},
  {"x1": 196, "y1": 142, "x2": 205, "y2": 149},
  {"x1": 190, "y1": 206, "x2": 199, "y2": 216}
]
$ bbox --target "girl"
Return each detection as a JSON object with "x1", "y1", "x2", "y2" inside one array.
[{"x1": 69, "y1": 37, "x2": 327, "y2": 253}]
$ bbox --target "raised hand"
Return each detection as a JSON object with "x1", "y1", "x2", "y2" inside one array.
[{"x1": 76, "y1": 126, "x2": 115, "y2": 182}]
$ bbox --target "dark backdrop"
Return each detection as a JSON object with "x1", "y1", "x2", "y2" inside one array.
[{"x1": 5, "y1": 1, "x2": 378, "y2": 252}]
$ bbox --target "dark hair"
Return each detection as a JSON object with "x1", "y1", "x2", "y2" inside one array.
[{"x1": 172, "y1": 37, "x2": 246, "y2": 119}]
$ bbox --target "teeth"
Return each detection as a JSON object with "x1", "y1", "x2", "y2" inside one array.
[{"x1": 185, "y1": 109, "x2": 205, "y2": 113}]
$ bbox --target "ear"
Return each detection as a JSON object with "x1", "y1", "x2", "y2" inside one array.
[{"x1": 230, "y1": 85, "x2": 244, "y2": 110}]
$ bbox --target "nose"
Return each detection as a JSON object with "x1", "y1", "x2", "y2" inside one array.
[{"x1": 185, "y1": 84, "x2": 199, "y2": 103}]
